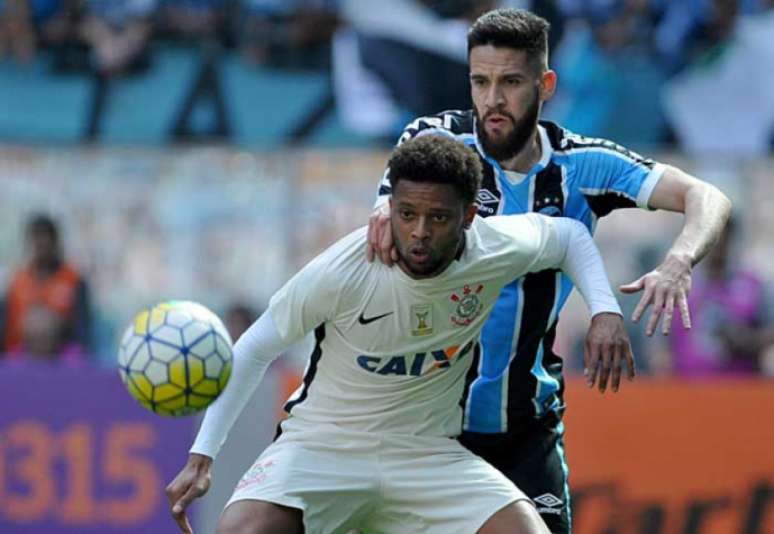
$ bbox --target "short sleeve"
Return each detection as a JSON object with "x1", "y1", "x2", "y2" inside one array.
[
  {"x1": 268, "y1": 256, "x2": 340, "y2": 343},
  {"x1": 482, "y1": 213, "x2": 564, "y2": 277},
  {"x1": 568, "y1": 138, "x2": 666, "y2": 217}
]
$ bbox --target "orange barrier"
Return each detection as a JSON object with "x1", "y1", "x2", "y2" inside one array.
[
  {"x1": 271, "y1": 369, "x2": 773, "y2": 533},
  {"x1": 564, "y1": 377, "x2": 774, "y2": 534}
]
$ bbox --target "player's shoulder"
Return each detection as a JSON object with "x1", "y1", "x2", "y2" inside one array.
[
  {"x1": 312, "y1": 226, "x2": 369, "y2": 273},
  {"x1": 469, "y1": 213, "x2": 548, "y2": 252},
  {"x1": 476, "y1": 212, "x2": 546, "y2": 235},
  {"x1": 543, "y1": 120, "x2": 649, "y2": 164},
  {"x1": 397, "y1": 110, "x2": 475, "y2": 144}
]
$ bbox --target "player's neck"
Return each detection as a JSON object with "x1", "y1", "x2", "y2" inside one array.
[{"x1": 498, "y1": 130, "x2": 542, "y2": 174}]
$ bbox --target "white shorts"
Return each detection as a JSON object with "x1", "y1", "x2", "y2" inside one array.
[{"x1": 226, "y1": 422, "x2": 529, "y2": 534}]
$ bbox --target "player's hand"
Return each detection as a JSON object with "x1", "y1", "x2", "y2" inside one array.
[
  {"x1": 619, "y1": 253, "x2": 692, "y2": 336},
  {"x1": 166, "y1": 453, "x2": 213, "y2": 534},
  {"x1": 584, "y1": 312, "x2": 635, "y2": 393},
  {"x1": 366, "y1": 203, "x2": 398, "y2": 265}
]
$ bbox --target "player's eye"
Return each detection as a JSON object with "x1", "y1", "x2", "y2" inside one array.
[
  {"x1": 471, "y1": 78, "x2": 487, "y2": 87},
  {"x1": 432, "y1": 214, "x2": 449, "y2": 223},
  {"x1": 399, "y1": 210, "x2": 415, "y2": 220}
]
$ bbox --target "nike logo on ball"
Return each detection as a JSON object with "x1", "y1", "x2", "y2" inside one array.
[{"x1": 358, "y1": 311, "x2": 394, "y2": 325}]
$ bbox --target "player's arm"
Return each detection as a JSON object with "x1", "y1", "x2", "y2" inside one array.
[
  {"x1": 166, "y1": 247, "x2": 342, "y2": 533},
  {"x1": 546, "y1": 217, "x2": 634, "y2": 393},
  {"x1": 620, "y1": 165, "x2": 732, "y2": 336},
  {"x1": 509, "y1": 214, "x2": 631, "y2": 392},
  {"x1": 165, "y1": 311, "x2": 291, "y2": 534}
]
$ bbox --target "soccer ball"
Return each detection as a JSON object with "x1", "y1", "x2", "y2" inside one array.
[{"x1": 118, "y1": 300, "x2": 233, "y2": 417}]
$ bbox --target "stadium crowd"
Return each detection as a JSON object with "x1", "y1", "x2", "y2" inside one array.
[
  {"x1": 1, "y1": 2, "x2": 773, "y2": 375},
  {"x1": 0, "y1": 0, "x2": 772, "y2": 149}
]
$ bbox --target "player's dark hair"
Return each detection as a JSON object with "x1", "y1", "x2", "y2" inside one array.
[
  {"x1": 26, "y1": 213, "x2": 59, "y2": 242},
  {"x1": 467, "y1": 8, "x2": 550, "y2": 73},
  {"x1": 388, "y1": 134, "x2": 482, "y2": 205}
]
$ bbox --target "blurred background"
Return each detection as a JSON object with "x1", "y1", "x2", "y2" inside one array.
[{"x1": 0, "y1": 0, "x2": 772, "y2": 533}]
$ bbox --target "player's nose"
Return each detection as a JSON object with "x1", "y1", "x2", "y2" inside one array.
[
  {"x1": 411, "y1": 217, "x2": 431, "y2": 240},
  {"x1": 484, "y1": 84, "x2": 505, "y2": 108}
]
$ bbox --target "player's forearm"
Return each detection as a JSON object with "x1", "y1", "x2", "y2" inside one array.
[
  {"x1": 189, "y1": 311, "x2": 287, "y2": 459},
  {"x1": 665, "y1": 181, "x2": 731, "y2": 267},
  {"x1": 555, "y1": 218, "x2": 622, "y2": 317}
]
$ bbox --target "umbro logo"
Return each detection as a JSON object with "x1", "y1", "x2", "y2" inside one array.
[
  {"x1": 476, "y1": 189, "x2": 499, "y2": 204},
  {"x1": 533, "y1": 493, "x2": 563, "y2": 516},
  {"x1": 358, "y1": 311, "x2": 394, "y2": 325}
]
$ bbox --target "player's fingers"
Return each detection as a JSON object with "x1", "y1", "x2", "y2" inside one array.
[
  {"x1": 661, "y1": 293, "x2": 676, "y2": 336},
  {"x1": 379, "y1": 220, "x2": 394, "y2": 265},
  {"x1": 678, "y1": 293, "x2": 692, "y2": 329},
  {"x1": 624, "y1": 341, "x2": 636, "y2": 381},
  {"x1": 165, "y1": 479, "x2": 186, "y2": 508},
  {"x1": 172, "y1": 510, "x2": 193, "y2": 534},
  {"x1": 645, "y1": 289, "x2": 665, "y2": 337},
  {"x1": 619, "y1": 276, "x2": 644, "y2": 294},
  {"x1": 366, "y1": 216, "x2": 379, "y2": 262},
  {"x1": 584, "y1": 340, "x2": 597, "y2": 388},
  {"x1": 630, "y1": 285, "x2": 654, "y2": 323},
  {"x1": 611, "y1": 344, "x2": 623, "y2": 393},
  {"x1": 173, "y1": 482, "x2": 207, "y2": 515},
  {"x1": 597, "y1": 343, "x2": 613, "y2": 394}
]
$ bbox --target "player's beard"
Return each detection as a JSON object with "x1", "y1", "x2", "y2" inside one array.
[{"x1": 476, "y1": 88, "x2": 541, "y2": 162}]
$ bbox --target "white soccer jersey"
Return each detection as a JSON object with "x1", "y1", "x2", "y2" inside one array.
[{"x1": 271, "y1": 213, "x2": 577, "y2": 438}]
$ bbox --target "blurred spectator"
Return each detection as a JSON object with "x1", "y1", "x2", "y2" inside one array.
[
  {"x1": 239, "y1": 0, "x2": 339, "y2": 68},
  {"x1": 546, "y1": 0, "x2": 669, "y2": 146},
  {"x1": 662, "y1": 1, "x2": 774, "y2": 155},
  {"x1": 652, "y1": 0, "x2": 766, "y2": 74},
  {"x1": 0, "y1": 0, "x2": 37, "y2": 62},
  {"x1": 157, "y1": 0, "x2": 228, "y2": 42},
  {"x1": 668, "y1": 218, "x2": 774, "y2": 376},
  {"x1": 224, "y1": 301, "x2": 257, "y2": 342},
  {"x1": 78, "y1": 0, "x2": 156, "y2": 76},
  {"x1": 157, "y1": 0, "x2": 232, "y2": 140},
  {"x1": 77, "y1": 0, "x2": 157, "y2": 139},
  {"x1": 0, "y1": 214, "x2": 93, "y2": 363},
  {"x1": 333, "y1": 0, "x2": 489, "y2": 140}
]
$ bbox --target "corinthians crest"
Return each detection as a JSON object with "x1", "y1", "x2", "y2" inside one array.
[{"x1": 449, "y1": 284, "x2": 484, "y2": 326}]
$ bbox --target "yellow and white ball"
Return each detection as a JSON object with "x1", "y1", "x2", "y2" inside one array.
[{"x1": 118, "y1": 300, "x2": 233, "y2": 416}]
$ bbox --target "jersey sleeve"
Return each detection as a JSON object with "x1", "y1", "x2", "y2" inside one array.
[
  {"x1": 485, "y1": 214, "x2": 621, "y2": 316},
  {"x1": 483, "y1": 213, "x2": 564, "y2": 275},
  {"x1": 268, "y1": 254, "x2": 342, "y2": 344},
  {"x1": 570, "y1": 138, "x2": 666, "y2": 217}
]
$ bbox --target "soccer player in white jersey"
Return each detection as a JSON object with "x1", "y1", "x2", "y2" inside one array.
[{"x1": 165, "y1": 135, "x2": 633, "y2": 534}]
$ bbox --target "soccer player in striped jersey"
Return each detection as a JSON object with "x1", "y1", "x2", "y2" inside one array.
[
  {"x1": 166, "y1": 135, "x2": 630, "y2": 534},
  {"x1": 367, "y1": 9, "x2": 732, "y2": 533}
]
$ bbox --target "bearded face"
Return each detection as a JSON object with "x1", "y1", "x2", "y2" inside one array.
[
  {"x1": 475, "y1": 85, "x2": 540, "y2": 162},
  {"x1": 469, "y1": 45, "x2": 546, "y2": 163}
]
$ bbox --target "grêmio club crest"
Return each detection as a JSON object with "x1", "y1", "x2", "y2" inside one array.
[{"x1": 449, "y1": 284, "x2": 484, "y2": 326}]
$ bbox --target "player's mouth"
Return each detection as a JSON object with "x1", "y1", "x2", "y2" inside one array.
[
  {"x1": 409, "y1": 246, "x2": 431, "y2": 264},
  {"x1": 485, "y1": 113, "x2": 511, "y2": 128}
]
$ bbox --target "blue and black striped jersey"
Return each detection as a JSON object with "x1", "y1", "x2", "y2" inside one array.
[{"x1": 376, "y1": 109, "x2": 665, "y2": 434}]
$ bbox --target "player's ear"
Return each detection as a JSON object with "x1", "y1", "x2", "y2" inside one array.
[
  {"x1": 463, "y1": 203, "x2": 477, "y2": 229},
  {"x1": 539, "y1": 69, "x2": 557, "y2": 101}
]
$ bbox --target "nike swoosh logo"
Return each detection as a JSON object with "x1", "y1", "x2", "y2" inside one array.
[{"x1": 358, "y1": 311, "x2": 394, "y2": 325}]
